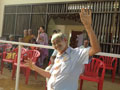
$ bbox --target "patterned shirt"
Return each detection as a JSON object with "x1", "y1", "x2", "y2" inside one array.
[{"x1": 47, "y1": 46, "x2": 90, "y2": 90}]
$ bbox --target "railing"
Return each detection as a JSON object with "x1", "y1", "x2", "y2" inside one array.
[
  {"x1": 0, "y1": 40, "x2": 120, "y2": 90},
  {"x1": 0, "y1": 40, "x2": 53, "y2": 90}
]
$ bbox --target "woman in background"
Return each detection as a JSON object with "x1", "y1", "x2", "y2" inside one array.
[{"x1": 36, "y1": 26, "x2": 48, "y2": 67}]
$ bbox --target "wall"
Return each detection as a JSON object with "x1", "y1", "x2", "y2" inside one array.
[
  {"x1": 0, "y1": 0, "x2": 83, "y2": 37},
  {"x1": 48, "y1": 17, "x2": 84, "y2": 45},
  {"x1": 47, "y1": 17, "x2": 84, "y2": 38},
  {"x1": 65, "y1": 25, "x2": 84, "y2": 44},
  {"x1": 0, "y1": 0, "x2": 4, "y2": 37}
]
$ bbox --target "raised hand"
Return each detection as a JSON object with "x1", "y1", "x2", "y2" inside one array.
[
  {"x1": 38, "y1": 29, "x2": 41, "y2": 34},
  {"x1": 24, "y1": 58, "x2": 35, "y2": 70},
  {"x1": 80, "y1": 8, "x2": 92, "y2": 28}
]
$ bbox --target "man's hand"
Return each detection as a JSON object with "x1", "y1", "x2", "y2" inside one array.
[
  {"x1": 80, "y1": 8, "x2": 92, "y2": 28},
  {"x1": 80, "y1": 8, "x2": 101, "y2": 56},
  {"x1": 24, "y1": 58, "x2": 35, "y2": 70},
  {"x1": 25, "y1": 58, "x2": 51, "y2": 78}
]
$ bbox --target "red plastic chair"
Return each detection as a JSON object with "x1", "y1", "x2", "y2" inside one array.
[
  {"x1": 12, "y1": 50, "x2": 40, "y2": 84},
  {"x1": 99, "y1": 56, "x2": 117, "y2": 82},
  {"x1": 1, "y1": 47, "x2": 26, "y2": 74},
  {"x1": 0, "y1": 44, "x2": 14, "y2": 74},
  {"x1": 80, "y1": 58, "x2": 105, "y2": 90},
  {"x1": 0, "y1": 44, "x2": 12, "y2": 57}
]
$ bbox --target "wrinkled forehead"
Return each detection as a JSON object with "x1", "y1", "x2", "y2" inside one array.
[
  {"x1": 84, "y1": 40, "x2": 89, "y2": 43},
  {"x1": 52, "y1": 37, "x2": 62, "y2": 43}
]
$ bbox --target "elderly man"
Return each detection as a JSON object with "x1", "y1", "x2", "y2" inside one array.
[
  {"x1": 80, "y1": 39, "x2": 90, "y2": 49},
  {"x1": 28, "y1": 29, "x2": 36, "y2": 39},
  {"x1": 25, "y1": 8, "x2": 101, "y2": 90}
]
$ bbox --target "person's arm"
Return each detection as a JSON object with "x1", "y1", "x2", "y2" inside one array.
[
  {"x1": 80, "y1": 8, "x2": 101, "y2": 56},
  {"x1": 36, "y1": 30, "x2": 41, "y2": 43},
  {"x1": 25, "y1": 59, "x2": 51, "y2": 78},
  {"x1": 36, "y1": 36, "x2": 39, "y2": 43},
  {"x1": 32, "y1": 64, "x2": 51, "y2": 78}
]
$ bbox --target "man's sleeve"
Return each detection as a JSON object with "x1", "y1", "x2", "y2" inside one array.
[{"x1": 77, "y1": 48, "x2": 90, "y2": 64}]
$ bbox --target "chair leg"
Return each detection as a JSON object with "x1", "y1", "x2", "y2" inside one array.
[
  {"x1": 25, "y1": 68, "x2": 30, "y2": 84},
  {"x1": 12, "y1": 65, "x2": 16, "y2": 79},
  {"x1": 45, "y1": 82, "x2": 47, "y2": 90},
  {"x1": 80, "y1": 79, "x2": 83, "y2": 90},
  {"x1": 112, "y1": 70, "x2": 116, "y2": 82},
  {"x1": 1, "y1": 60, "x2": 4, "y2": 74},
  {"x1": 98, "y1": 82, "x2": 103, "y2": 90},
  {"x1": 21, "y1": 68, "x2": 26, "y2": 76},
  {"x1": 35, "y1": 72, "x2": 37, "y2": 80}
]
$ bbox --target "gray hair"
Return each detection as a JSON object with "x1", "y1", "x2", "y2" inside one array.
[
  {"x1": 51, "y1": 33, "x2": 66, "y2": 42},
  {"x1": 9, "y1": 34, "x2": 14, "y2": 38}
]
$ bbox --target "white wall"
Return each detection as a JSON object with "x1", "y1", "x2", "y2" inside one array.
[{"x1": 47, "y1": 17, "x2": 84, "y2": 39}]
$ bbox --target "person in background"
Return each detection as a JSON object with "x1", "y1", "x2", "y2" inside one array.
[
  {"x1": 7, "y1": 34, "x2": 15, "y2": 70},
  {"x1": 18, "y1": 37, "x2": 23, "y2": 42},
  {"x1": 36, "y1": 26, "x2": 48, "y2": 67},
  {"x1": 76, "y1": 34, "x2": 83, "y2": 47},
  {"x1": 23, "y1": 29, "x2": 31, "y2": 43},
  {"x1": 79, "y1": 39, "x2": 90, "y2": 49},
  {"x1": 29, "y1": 38, "x2": 37, "y2": 50},
  {"x1": 28, "y1": 29, "x2": 36, "y2": 39},
  {"x1": 8, "y1": 34, "x2": 16, "y2": 51},
  {"x1": 48, "y1": 30, "x2": 58, "y2": 61},
  {"x1": 36, "y1": 26, "x2": 48, "y2": 45},
  {"x1": 25, "y1": 8, "x2": 101, "y2": 90},
  {"x1": 9, "y1": 34, "x2": 14, "y2": 41},
  {"x1": 49, "y1": 30, "x2": 58, "y2": 42}
]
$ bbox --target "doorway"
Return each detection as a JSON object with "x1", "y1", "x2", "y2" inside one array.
[{"x1": 70, "y1": 31, "x2": 83, "y2": 48}]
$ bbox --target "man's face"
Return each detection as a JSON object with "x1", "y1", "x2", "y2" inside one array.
[
  {"x1": 52, "y1": 37, "x2": 67, "y2": 53},
  {"x1": 84, "y1": 40, "x2": 89, "y2": 48},
  {"x1": 24, "y1": 30, "x2": 28, "y2": 36},
  {"x1": 28, "y1": 30, "x2": 32, "y2": 35}
]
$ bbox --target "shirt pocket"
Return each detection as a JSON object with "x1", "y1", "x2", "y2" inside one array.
[{"x1": 60, "y1": 60, "x2": 71, "y2": 75}]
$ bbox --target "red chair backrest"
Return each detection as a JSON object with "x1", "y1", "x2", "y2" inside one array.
[
  {"x1": 14, "y1": 48, "x2": 27, "y2": 63},
  {"x1": 99, "y1": 56, "x2": 117, "y2": 67},
  {"x1": 84, "y1": 58, "x2": 105, "y2": 79},
  {"x1": 24, "y1": 50, "x2": 40, "y2": 63},
  {"x1": 13, "y1": 48, "x2": 26, "y2": 54},
  {"x1": 32, "y1": 50, "x2": 40, "y2": 62},
  {"x1": 4, "y1": 44, "x2": 12, "y2": 51}
]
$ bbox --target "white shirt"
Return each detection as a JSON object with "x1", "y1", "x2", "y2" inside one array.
[
  {"x1": 47, "y1": 46, "x2": 90, "y2": 90},
  {"x1": 76, "y1": 34, "x2": 83, "y2": 47}
]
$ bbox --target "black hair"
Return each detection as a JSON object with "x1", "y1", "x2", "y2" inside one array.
[
  {"x1": 40, "y1": 26, "x2": 45, "y2": 30},
  {"x1": 53, "y1": 30, "x2": 57, "y2": 34},
  {"x1": 83, "y1": 38, "x2": 89, "y2": 41},
  {"x1": 30, "y1": 38, "x2": 37, "y2": 44}
]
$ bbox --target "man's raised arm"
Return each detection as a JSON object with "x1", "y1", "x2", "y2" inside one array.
[{"x1": 80, "y1": 8, "x2": 101, "y2": 56}]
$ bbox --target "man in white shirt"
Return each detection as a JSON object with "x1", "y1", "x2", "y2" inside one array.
[
  {"x1": 80, "y1": 39, "x2": 90, "y2": 49},
  {"x1": 76, "y1": 34, "x2": 83, "y2": 47},
  {"x1": 25, "y1": 8, "x2": 101, "y2": 90}
]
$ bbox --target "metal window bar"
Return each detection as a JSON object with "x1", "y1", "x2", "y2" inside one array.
[{"x1": 2, "y1": 0, "x2": 120, "y2": 54}]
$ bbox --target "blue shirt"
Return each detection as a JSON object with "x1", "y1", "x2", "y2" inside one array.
[{"x1": 47, "y1": 46, "x2": 90, "y2": 90}]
